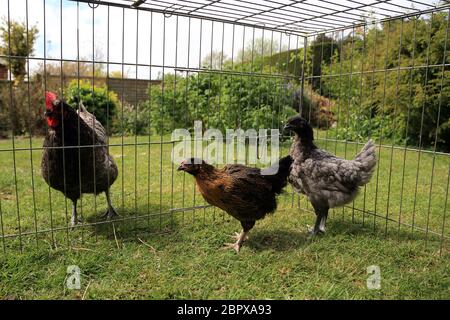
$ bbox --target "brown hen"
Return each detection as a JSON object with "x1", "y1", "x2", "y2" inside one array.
[{"x1": 178, "y1": 156, "x2": 292, "y2": 252}]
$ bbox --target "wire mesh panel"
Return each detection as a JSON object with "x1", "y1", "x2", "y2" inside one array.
[{"x1": 0, "y1": 0, "x2": 448, "y2": 255}]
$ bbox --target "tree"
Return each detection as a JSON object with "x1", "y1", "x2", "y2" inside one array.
[
  {"x1": 33, "y1": 46, "x2": 106, "y2": 78},
  {"x1": 34, "y1": 61, "x2": 104, "y2": 78},
  {"x1": 320, "y1": 13, "x2": 450, "y2": 151},
  {"x1": 201, "y1": 51, "x2": 228, "y2": 69},
  {"x1": 309, "y1": 34, "x2": 339, "y2": 90},
  {"x1": 0, "y1": 20, "x2": 40, "y2": 137},
  {"x1": 0, "y1": 19, "x2": 38, "y2": 83},
  {"x1": 235, "y1": 38, "x2": 284, "y2": 64},
  {"x1": 109, "y1": 69, "x2": 131, "y2": 78}
]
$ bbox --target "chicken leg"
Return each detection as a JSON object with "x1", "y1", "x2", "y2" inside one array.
[
  {"x1": 223, "y1": 220, "x2": 255, "y2": 253},
  {"x1": 70, "y1": 200, "x2": 83, "y2": 228},
  {"x1": 99, "y1": 190, "x2": 119, "y2": 220},
  {"x1": 309, "y1": 202, "x2": 329, "y2": 236}
]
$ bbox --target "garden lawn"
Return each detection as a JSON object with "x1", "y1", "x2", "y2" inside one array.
[{"x1": 0, "y1": 134, "x2": 448, "y2": 299}]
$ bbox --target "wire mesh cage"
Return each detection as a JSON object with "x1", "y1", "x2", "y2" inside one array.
[{"x1": 0, "y1": 0, "x2": 448, "y2": 255}]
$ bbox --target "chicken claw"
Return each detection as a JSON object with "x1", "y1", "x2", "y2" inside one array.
[
  {"x1": 306, "y1": 225, "x2": 325, "y2": 238},
  {"x1": 222, "y1": 242, "x2": 242, "y2": 253},
  {"x1": 69, "y1": 216, "x2": 83, "y2": 229},
  {"x1": 100, "y1": 191, "x2": 120, "y2": 220},
  {"x1": 99, "y1": 207, "x2": 120, "y2": 220},
  {"x1": 222, "y1": 230, "x2": 249, "y2": 253}
]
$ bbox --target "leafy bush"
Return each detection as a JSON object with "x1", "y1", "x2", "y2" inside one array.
[
  {"x1": 120, "y1": 103, "x2": 152, "y2": 136},
  {"x1": 65, "y1": 80, "x2": 120, "y2": 133},
  {"x1": 319, "y1": 13, "x2": 450, "y2": 151},
  {"x1": 144, "y1": 64, "x2": 297, "y2": 134},
  {"x1": 295, "y1": 86, "x2": 336, "y2": 129}
]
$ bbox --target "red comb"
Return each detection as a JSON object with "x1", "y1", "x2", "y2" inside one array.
[{"x1": 45, "y1": 91, "x2": 57, "y2": 108}]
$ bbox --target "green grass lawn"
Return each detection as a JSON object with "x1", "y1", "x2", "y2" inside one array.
[{"x1": 0, "y1": 133, "x2": 448, "y2": 299}]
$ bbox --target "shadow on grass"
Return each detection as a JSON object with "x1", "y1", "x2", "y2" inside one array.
[
  {"x1": 246, "y1": 229, "x2": 310, "y2": 252},
  {"x1": 246, "y1": 216, "x2": 443, "y2": 253},
  {"x1": 56, "y1": 205, "x2": 443, "y2": 253},
  {"x1": 84, "y1": 203, "x2": 179, "y2": 241},
  {"x1": 324, "y1": 218, "x2": 443, "y2": 243}
]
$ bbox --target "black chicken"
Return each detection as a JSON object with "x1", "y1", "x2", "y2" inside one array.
[
  {"x1": 178, "y1": 156, "x2": 293, "y2": 252},
  {"x1": 41, "y1": 91, "x2": 119, "y2": 227},
  {"x1": 284, "y1": 116, "x2": 377, "y2": 236}
]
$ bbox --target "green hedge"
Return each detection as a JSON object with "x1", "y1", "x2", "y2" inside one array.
[
  {"x1": 66, "y1": 80, "x2": 120, "y2": 134},
  {"x1": 140, "y1": 63, "x2": 297, "y2": 135}
]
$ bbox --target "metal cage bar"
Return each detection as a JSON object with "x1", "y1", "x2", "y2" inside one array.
[{"x1": 0, "y1": 0, "x2": 448, "y2": 256}]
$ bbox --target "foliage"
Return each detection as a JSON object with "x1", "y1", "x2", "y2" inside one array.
[
  {"x1": 65, "y1": 80, "x2": 120, "y2": 133},
  {"x1": 235, "y1": 38, "x2": 285, "y2": 65},
  {"x1": 33, "y1": 61, "x2": 106, "y2": 78},
  {"x1": 294, "y1": 86, "x2": 336, "y2": 129},
  {"x1": 201, "y1": 51, "x2": 228, "y2": 70},
  {"x1": 317, "y1": 13, "x2": 450, "y2": 151},
  {"x1": 0, "y1": 19, "x2": 38, "y2": 82},
  {"x1": 144, "y1": 64, "x2": 297, "y2": 134},
  {"x1": 0, "y1": 75, "x2": 45, "y2": 137},
  {"x1": 307, "y1": 34, "x2": 339, "y2": 90},
  {"x1": 121, "y1": 103, "x2": 152, "y2": 136}
]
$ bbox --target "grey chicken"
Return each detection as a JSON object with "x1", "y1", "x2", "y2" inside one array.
[
  {"x1": 284, "y1": 116, "x2": 377, "y2": 236},
  {"x1": 41, "y1": 91, "x2": 119, "y2": 227}
]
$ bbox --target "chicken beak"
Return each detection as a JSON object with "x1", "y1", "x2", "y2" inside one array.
[
  {"x1": 283, "y1": 123, "x2": 293, "y2": 133},
  {"x1": 177, "y1": 164, "x2": 185, "y2": 171}
]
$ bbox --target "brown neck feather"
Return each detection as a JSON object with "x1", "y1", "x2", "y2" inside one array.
[{"x1": 195, "y1": 165, "x2": 219, "y2": 180}]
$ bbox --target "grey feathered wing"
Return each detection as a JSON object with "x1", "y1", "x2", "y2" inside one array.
[{"x1": 295, "y1": 140, "x2": 376, "y2": 207}]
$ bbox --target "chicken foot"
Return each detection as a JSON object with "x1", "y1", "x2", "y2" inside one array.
[
  {"x1": 222, "y1": 221, "x2": 255, "y2": 253},
  {"x1": 223, "y1": 230, "x2": 249, "y2": 253},
  {"x1": 99, "y1": 190, "x2": 120, "y2": 220}
]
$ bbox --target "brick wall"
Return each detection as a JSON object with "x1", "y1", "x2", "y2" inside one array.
[
  {"x1": 107, "y1": 78, "x2": 160, "y2": 106},
  {"x1": 0, "y1": 65, "x2": 8, "y2": 80},
  {"x1": 45, "y1": 75, "x2": 161, "y2": 106}
]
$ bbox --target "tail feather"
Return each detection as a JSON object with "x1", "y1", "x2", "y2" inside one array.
[
  {"x1": 261, "y1": 155, "x2": 293, "y2": 194},
  {"x1": 77, "y1": 100, "x2": 88, "y2": 113},
  {"x1": 354, "y1": 139, "x2": 377, "y2": 186},
  {"x1": 76, "y1": 101, "x2": 108, "y2": 144}
]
